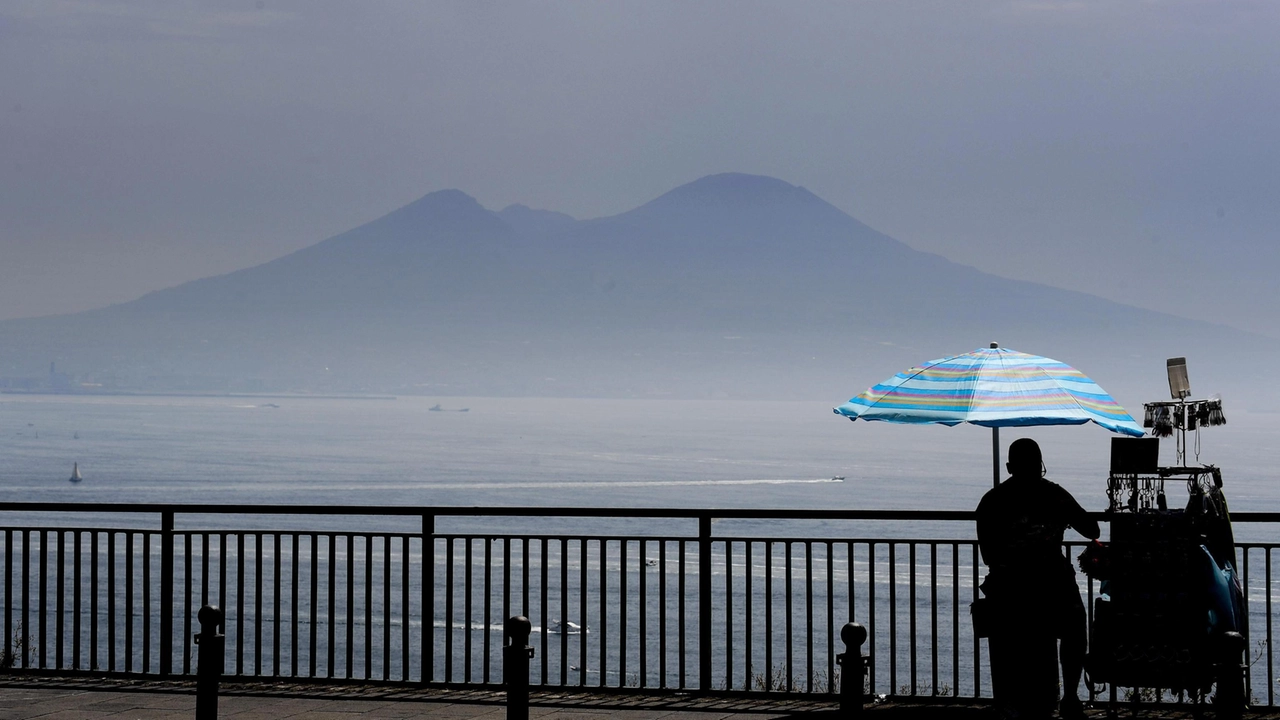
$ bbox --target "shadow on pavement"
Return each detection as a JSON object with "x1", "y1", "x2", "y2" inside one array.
[{"x1": 770, "y1": 706, "x2": 995, "y2": 719}]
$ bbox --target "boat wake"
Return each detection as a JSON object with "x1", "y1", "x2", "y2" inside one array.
[{"x1": 403, "y1": 477, "x2": 847, "y2": 491}]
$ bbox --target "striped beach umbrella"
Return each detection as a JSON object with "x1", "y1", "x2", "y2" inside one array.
[{"x1": 834, "y1": 343, "x2": 1144, "y2": 487}]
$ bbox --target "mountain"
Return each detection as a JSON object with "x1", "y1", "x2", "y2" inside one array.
[{"x1": 0, "y1": 173, "x2": 1270, "y2": 404}]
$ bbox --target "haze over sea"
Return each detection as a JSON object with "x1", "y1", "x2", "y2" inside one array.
[{"x1": 2, "y1": 394, "x2": 1274, "y2": 538}]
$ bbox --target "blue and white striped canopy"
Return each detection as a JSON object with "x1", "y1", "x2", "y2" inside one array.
[{"x1": 834, "y1": 346, "x2": 1144, "y2": 437}]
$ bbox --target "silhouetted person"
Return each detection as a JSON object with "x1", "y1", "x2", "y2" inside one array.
[{"x1": 977, "y1": 438, "x2": 1098, "y2": 720}]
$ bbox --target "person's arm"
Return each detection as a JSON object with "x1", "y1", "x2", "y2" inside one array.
[
  {"x1": 1061, "y1": 487, "x2": 1100, "y2": 540},
  {"x1": 976, "y1": 496, "x2": 1001, "y2": 568}
]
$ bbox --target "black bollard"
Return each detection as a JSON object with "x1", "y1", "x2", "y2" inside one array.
[
  {"x1": 195, "y1": 605, "x2": 225, "y2": 720},
  {"x1": 1214, "y1": 631, "x2": 1247, "y2": 720},
  {"x1": 836, "y1": 622, "x2": 868, "y2": 718},
  {"x1": 504, "y1": 616, "x2": 534, "y2": 720}
]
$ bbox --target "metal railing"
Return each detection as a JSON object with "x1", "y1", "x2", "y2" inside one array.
[{"x1": 0, "y1": 503, "x2": 1276, "y2": 706}]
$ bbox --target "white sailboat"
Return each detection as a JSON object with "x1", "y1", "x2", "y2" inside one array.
[{"x1": 69, "y1": 462, "x2": 82, "y2": 483}]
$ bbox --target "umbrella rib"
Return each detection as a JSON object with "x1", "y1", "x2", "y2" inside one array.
[
  {"x1": 961, "y1": 347, "x2": 996, "y2": 420},
  {"x1": 863, "y1": 356, "x2": 953, "y2": 409}
]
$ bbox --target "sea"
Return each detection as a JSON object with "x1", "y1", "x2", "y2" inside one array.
[{"x1": 1, "y1": 393, "x2": 1275, "y2": 522}]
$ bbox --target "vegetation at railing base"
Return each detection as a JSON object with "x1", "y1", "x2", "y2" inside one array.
[{"x1": 0, "y1": 624, "x2": 34, "y2": 670}]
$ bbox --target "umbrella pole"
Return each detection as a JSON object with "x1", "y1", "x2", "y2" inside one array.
[{"x1": 992, "y1": 427, "x2": 1000, "y2": 488}]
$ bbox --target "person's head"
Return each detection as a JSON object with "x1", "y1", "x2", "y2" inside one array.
[{"x1": 1006, "y1": 438, "x2": 1045, "y2": 479}]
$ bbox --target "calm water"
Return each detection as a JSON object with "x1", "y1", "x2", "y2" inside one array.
[{"x1": 1, "y1": 393, "x2": 1275, "y2": 532}]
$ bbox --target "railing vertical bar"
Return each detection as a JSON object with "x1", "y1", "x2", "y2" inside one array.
[
  {"x1": 908, "y1": 542, "x2": 916, "y2": 695},
  {"x1": 255, "y1": 533, "x2": 263, "y2": 677},
  {"x1": 764, "y1": 540, "x2": 772, "y2": 694},
  {"x1": 1244, "y1": 546, "x2": 1252, "y2": 701},
  {"x1": 890, "y1": 540, "x2": 901, "y2": 691},
  {"x1": 273, "y1": 533, "x2": 282, "y2": 677},
  {"x1": 600, "y1": 539, "x2": 608, "y2": 687},
  {"x1": 3, "y1": 529, "x2": 10, "y2": 672},
  {"x1": 445, "y1": 536, "x2": 454, "y2": 683},
  {"x1": 930, "y1": 542, "x2": 938, "y2": 696},
  {"x1": 785, "y1": 541, "x2": 793, "y2": 694},
  {"x1": 972, "y1": 542, "x2": 980, "y2": 697},
  {"x1": 360, "y1": 535, "x2": 370, "y2": 680},
  {"x1": 504, "y1": 535, "x2": 514, "y2": 630},
  {"x1": 805, "y1": 541, "x2": 814, "y2": 694},
  {"x1": 1086, "y1": 552, "x2": 1094, "y2": 705},
  {"x1": 107, "y1": 531, "x2": 114, "y2": 672},
  {"x1": 202, "y1": 534, "x2": 210, "y2": 609},
  {"x1": 55, "y1": 530, "x2": 64, "y2": 670},
  {"x1": 560, "y1": 537, "x2": 569, "y2": 686},
  {"x1": 90, "y1": 531, "x2": 99, "y2": 672},
  {"x1": 310, "y1": 534, "x2": 318, "y2": 679},
  {"x1": 483, "y1": 536, "x2": 492, "y2": 684},
  {"x1": 502, "y1": 537, "x2": 511, "y2": 637},
  {"x1": 143, "y1": 532, "x2": 151, "y2": 673},
  {"x1": 218, "y1": 533, "x2": 227, "y2": 650},
  {"x1": 579, "y1": 538, "x2": 588, "y2": 687},
  {"x1": 401, "y1": 534, "x2": 410, "y2": 682},
  {"x1": 539, "y1": 537, "x2": 548, "y2": 685},
  {"x1": 462, "y1": 537, "x2": 471, "y2": 683},
  {"x1": 867, "y1": 542, "x2": 876, "y2": 696},
  {"x1": 236, "y1": 533, "x2": 244, "y2": 677},
  {"x1": 679, "y1": 539, "x2": 686, "y2": 690},
  {"x1": 291, "y1": 533, "x2": 299, "y2": 678},
  {"x1": 160, "y1": 512, "x2": 174, "y2": 676},
  {"x1": 951, "y1": 542, "x2": 959, "y2": 695},
  {"x1": 1267, "y1": 546, "x2": 1274, "y2": 707},
  {"x1": 3, "y1": 530, "x2": 10, "y2": 671},
  {"x1": 724, "y1": 539, "x2": 733, "y2": 691},
  {"x1": 847, "y1": 542, "x2": 855, "y2": 625},
  {"x1": 744, "y1": 540, "x2": 753, "y2": 692},
  {"x1": 639, "y1": 538, "x2": 647, "y2": 687},
  {"x1": 522, "y1": 537, "x2": 530, "y2": 618},
  {"x1": 183, "y1": 534, "x2": 192, "y2": 676},
  {"x1": 346, "y1": 533, "x2": 354, "y2": 680},
  {"x1": 618, "y1": 536, "x2": 627, "y2": 688},
  {"x1": 826, "y1": 541, "x2": 835, "y2": 691},
  {"x1": 39, "y1": 529, "x2": 48, "y2": 670},
  {"x1": 382, "y1": 535, "x2": 391, "y2": 681},
  {"x1": 73, "y1": 531, "x2": 82, "y2": 670},
  {"x1": 327, "y1": 534, "x2": 336, "y2": 679},
  {"x1": 658, "y1": 538, "x2": 667, "y2": 689},
  {"x1": 698, "y1": 518, "x2": 711, "y2": 693},
  {"x1": 125, "y1": 531, "x2": 134, "y2": 673},
  {"x1": 423, "y1": 514, "x2": 435, "y2": 685}
]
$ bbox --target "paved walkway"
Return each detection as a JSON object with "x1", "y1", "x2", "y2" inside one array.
[{"x1": 1, "y1": 677, "x2": 1273, "y2": 719}]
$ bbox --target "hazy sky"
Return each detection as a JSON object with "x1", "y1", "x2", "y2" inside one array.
[{"x1": 3, "y1": 1, "x2": 1278, "y2": 334}]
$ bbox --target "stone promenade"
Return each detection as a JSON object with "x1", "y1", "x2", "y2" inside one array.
[{"x1": 1, "y1": 676, "x2": 1272, "y2": 719}]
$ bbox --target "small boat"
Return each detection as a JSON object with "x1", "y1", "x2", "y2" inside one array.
[
  {"x1": 548, "y1": 620, "x2": 586, "y2": 635},
  {"x1": 430, "y1": 404, "x2": 469, "y2": 412},
  {"x1": 69, "y1": 463, "x2": 82, "y2": 483},
  {"x1": 832, "y1": 476, "x2": 846, "y2": 481},
  {"x1": 261, "y1": 403, "x2": 280, "y2": 409}
]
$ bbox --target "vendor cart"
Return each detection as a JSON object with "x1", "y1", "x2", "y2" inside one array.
[{"x1": 1084, "y1": 425, "x2": 1246, "y2": 716}]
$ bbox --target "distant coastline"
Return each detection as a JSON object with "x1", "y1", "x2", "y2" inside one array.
[{"x1": 0, "y1": 389, "x2": 397, "y2": 401}]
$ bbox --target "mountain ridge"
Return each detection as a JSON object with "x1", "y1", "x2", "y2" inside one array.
[{"x1": 0, "y1": 173, "x2": 1271, "y2": 403}]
